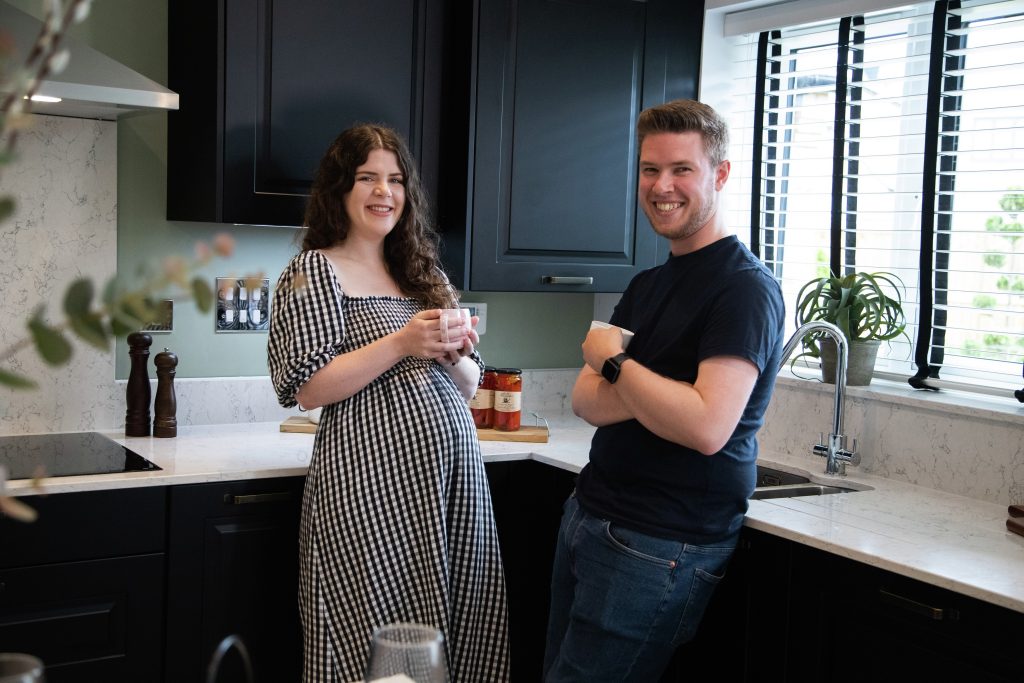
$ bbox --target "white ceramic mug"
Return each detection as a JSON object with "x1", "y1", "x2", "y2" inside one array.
[
  {"x1": 439, "y1": 308, "x2": 471, "y2": 344},
  {"x1": 590, "y1": 320, "x2": 634, "y2": 349}
]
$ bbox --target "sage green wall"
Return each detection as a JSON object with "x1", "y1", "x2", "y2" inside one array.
[{"x1": 15, "y1": 0, "x2": 592, "y2": 377}]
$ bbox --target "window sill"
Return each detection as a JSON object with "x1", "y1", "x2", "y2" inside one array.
[{"x1": 775, "y1": 368, "x2": 1024, "y2": 427}]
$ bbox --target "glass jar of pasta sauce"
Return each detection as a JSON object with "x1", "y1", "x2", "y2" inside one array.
[
  {"x1": 493, "y1": 368, "x2": 523, "y2": 432},
  {"x1": 470, "y1": 366, "x2": 497, "y2": 429}
]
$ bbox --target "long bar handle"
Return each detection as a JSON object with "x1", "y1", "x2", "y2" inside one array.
[
  {"x1": 223, "y1": 491, "x2": 293, "y2": 505},
  {"x1": 879, "y1": 588, "x2": 950, "y2": 621},
  {"x1": 541, "y1": 276, "x2": 594, "y2": 285}
]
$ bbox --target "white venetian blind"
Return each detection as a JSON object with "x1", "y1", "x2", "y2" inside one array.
[
  {"x1": 728, "y1": 0, "x2": 1024, "y2": 397},
  {"x1": 924, "y1": 0, "x2": 1024, "y2": 392}
]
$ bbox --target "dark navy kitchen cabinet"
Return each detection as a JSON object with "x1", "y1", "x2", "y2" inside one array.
[
  {"x1": 485, "y1": 459, "x2": 576, "y2": 681},
  {"x1": 167, "y1": 0, "x2": 447, "y2": 227},
  {"x1": 0, "y1": 487, "x2": 167, "y2": 683},
  {"x1": 786, "y1": 540, "x2": 1023, "y2": 682},
  {"x1": 164, "y1": 476, "x2": 305, "y2": 683},
  {"x1": 661, "y1": 527, "x2": 1024, "y2": 682},
  {"x1": 166, "y1": 0, "x2": 703, "y2": 292},
  {"x1": 458, "y1": 0, "x2": 703, "y2": 292}
]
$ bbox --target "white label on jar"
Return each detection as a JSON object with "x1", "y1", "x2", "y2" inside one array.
[
  {"x1": 469, "y1": 388, "x2": 494, "y2": 410},
  {"x1": 494, "y1": 391, "x2": 522, "y2": 412}
]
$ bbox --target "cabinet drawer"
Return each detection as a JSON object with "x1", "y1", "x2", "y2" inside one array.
[
  {"x1": 0, "y1": 553, "x2": 164, "y2": 682},
  {"x1": 0, "y1": 486, "x2": 167, "y2": 568}
]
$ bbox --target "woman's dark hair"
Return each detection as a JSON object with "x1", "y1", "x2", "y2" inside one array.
[
  {"x1": 637, "y1": 99, "x2": 729, "y2": 167},
  {"x1": 301, "y1": 123, "x2": 456, "y2": 309}
]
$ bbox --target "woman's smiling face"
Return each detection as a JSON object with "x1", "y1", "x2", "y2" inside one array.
[{"x1": 344, "y1": 148, "x2": 406, "y2": 240}]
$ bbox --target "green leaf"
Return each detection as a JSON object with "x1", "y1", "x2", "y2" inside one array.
[
  {"x1": 109, "y1": 309, "x2": 143, "y2": 337},
  {"x1": 122, "y1": 293, "x2": 158, "y2": 324},
  {"x1": 101, "y1": 276, "x2": 120, "y2": 307},
  {"x1": 192, "y1": 277, "x2": 213, "y2": 313},
  {"x1": 63, "y1": 278, "x2": 94, "y2": 317},
  {"x1": 70, "y1": 313, "x2": 111, "y2": 351},
  {"x1": 0, "y1": 196, "x2": 14, "y2": 222},
  {"x1": 0, "y1": 367, "x2": 38, "y2": 390},
  {"x1": 28, "y1": 315, "x2": 72, "y2": 366}
]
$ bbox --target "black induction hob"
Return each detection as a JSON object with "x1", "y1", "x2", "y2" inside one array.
[{"x1": 0, "y1": 432, "x2": 161, "y2": 480}]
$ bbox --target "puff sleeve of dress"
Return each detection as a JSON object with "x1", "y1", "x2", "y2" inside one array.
[{"x1": 267, "y1": 251, "x2": 345, "y2": 408}]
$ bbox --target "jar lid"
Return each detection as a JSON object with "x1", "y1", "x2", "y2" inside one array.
[
  {"x1": 484, "y1": 366, "x2": 498, "y2": 372},
  {"x1": 495, "y1": 367, "x2": 522, "y2": 375}
]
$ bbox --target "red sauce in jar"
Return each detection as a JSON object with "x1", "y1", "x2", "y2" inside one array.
[
  {"x1": 493, "y1": 368, "x2": 522, "y2": 432},
  {"x1": 470, "y1": 367, "x2": 496, "y2": 429}
]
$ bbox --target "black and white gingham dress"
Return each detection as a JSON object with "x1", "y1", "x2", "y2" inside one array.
[{"x1": 268, "y1": 251, "x2": 510, "y2": 682}]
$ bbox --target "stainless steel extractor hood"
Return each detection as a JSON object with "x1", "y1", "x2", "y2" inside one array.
[{"x1": 0, "y1": 1, "x2": 178, "y2": 120}]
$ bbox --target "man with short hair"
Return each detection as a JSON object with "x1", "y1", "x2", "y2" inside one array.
[{"x1": 543, "y1": 99, "x2": 786, "y2": 682}]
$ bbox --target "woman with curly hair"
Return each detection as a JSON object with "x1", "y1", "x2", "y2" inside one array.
[{"x1": 268, "y1": 124, "x2": 510, "y2": 682}]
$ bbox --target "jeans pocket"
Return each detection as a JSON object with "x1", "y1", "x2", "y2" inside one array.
[
  {"x1": 672, "y1": 544, "x2": 735, "y2": 645},
  {"x1": 603, "y1": 522, "x2": 680, "y2": 568}
]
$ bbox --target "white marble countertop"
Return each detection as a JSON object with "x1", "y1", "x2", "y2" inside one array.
[{"x1": 6, "y1": 415, "x2": 1023, "y2": 614}]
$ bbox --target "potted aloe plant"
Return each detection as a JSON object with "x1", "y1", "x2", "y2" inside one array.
[{"x1": 792, "y1": 271, "x2": 908, "y2": 385}]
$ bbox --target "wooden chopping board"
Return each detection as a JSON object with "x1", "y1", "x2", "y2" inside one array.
[
  {"x1": 280, "y1": 416, "x2": 317, "y2": 433},
  {"x1": 280, "y1": 416, "x2": 549, "y2": 443},
  {"x1": 476, "y1": 425, "x2": 549, "y2": 443}
]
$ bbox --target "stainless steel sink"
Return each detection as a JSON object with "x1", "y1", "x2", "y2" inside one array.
[
  {"x1": 750, "y1": 483, "x2": 857, "y2": 500},
  {"x1": 755, "y1": 465, "x2": 810, "y2": 487},
  {"x1": 751, "y1": 464, "x2": 860, "y2": 500}
]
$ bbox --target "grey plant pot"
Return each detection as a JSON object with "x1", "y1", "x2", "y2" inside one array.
[{"x1": 819, "y1": 338, "x2": 881, "y2": 386}]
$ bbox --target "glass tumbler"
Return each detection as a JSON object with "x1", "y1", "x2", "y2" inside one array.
[
  {"x1": 364, "y1": 623, "x2": 447, "y2": 683},
  {"x1": 0, "y1": 653, "x2": 44, "y2": 683}
]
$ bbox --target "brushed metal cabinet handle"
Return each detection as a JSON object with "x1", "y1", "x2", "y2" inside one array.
[
  {"x1": 541, "y1": 276, "x2": 594, "y2": 285},
  {"x1": 223, "y1": 491, "x2": 293, "y2": 505},
  {"x1": 878, "y1": 588, "x2": 949, "y2": 620}
]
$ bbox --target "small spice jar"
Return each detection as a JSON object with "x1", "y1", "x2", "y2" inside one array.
[
  {"x1": 470, "y1": 366, "x2": 497, "y2": 429},
  {"x1": 493, "y1": 368, "x2": 523, "y2": 432}
]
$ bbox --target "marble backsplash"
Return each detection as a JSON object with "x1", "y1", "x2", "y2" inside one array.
[
  {"x1": 2, "y1": 355, "x2": 1021, "y2": 504},
  {"x1": 1, "y1": 115, "x2": 118, "y2": 436}
]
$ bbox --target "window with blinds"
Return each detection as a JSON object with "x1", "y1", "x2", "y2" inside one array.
[{"x1": 727, "y1": 0, "x2": 1024, "y2": 398}]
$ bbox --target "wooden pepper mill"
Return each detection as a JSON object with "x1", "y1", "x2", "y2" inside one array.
[
  {"x1": 125, "y1": 332, "x2": 153, "y2": 437},
  {"x1": 154, "y1": 348, "x2": 178, "y2": 438}
]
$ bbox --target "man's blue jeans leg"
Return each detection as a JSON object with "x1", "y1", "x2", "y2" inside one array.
[{"x1": 543, "y1": 495, "x2": 737, "y2": 682}]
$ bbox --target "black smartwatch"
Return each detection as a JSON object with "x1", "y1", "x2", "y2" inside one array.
[{"x1": 601, "y1": 352, "x2": 631, "y2": 384}]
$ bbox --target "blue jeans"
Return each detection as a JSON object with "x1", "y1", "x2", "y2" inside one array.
[{"x1": 543, "y1": 495, "x2": 737, "y2": 682}]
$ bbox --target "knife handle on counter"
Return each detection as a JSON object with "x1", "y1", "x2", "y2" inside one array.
[{"x1": 1008, "y1": 504, "x2": 1024, "y2": 518}]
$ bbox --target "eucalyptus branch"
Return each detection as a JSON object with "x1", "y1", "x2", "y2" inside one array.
[
  {"x1": 2, "y1": 0, "x2": 92, "y2": 220},
  {"x1": 0, "y1": 234, "x2": 239, "y2": 389}
]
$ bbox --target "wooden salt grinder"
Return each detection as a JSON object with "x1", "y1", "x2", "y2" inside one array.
[
  {"x1": 154, "y1": 348, "x2": 178, "y2": 438},
  {"x1": 125, "y1": 332, "x2": 153, "y2": 436}
]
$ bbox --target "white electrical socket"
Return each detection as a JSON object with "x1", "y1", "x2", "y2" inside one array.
[{"x1": 461, "y1": 302, "x2": 487, "y2": 335}]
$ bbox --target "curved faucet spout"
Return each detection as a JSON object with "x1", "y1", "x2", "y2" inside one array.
[{"x1": 778, "y1": 321, "x2": 857, "y2": 476}]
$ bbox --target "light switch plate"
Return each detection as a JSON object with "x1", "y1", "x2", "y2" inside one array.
[{"x1": 215, "y1": 277, "x2": 270, "y2": 333}]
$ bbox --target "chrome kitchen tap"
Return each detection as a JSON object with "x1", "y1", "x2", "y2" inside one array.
[{"x1": 778, "y1": 321, "x2": 861, "y2": 476}]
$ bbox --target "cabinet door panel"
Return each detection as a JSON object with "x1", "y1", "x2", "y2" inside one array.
[
  {"x1": 165, "y1": 477, "x2": 304, "y2": 683},
  {"x1": 469, "y1": 0, "x2": 700, "y2": 292},
  {"x1": 0, "y1": 554, "x2": 165, "y2": 683},
  {"x1": 506, "y1": 0, "x2": 644, "y2": 255},
  {"x1": 171, "y1": 0, "x2": 439, "y2": 227},
  {"x1": 254, "y1": 1, "x2": 416, "y2": 194}
]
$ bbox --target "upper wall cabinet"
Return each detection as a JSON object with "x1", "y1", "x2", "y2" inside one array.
[
  {"x1": 460, "y1": 0, "x2": 703, "y2": 292},
  {"x1": 167, "y1": 0, "x2": 446, "y2": 227}
]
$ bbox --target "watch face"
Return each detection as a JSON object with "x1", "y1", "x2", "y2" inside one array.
[{"x1": 602, "y1": 355, "x2": 622, "y2": 384}]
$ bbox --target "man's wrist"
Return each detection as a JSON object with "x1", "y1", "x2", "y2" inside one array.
[{"x1": 601, "y1": 352, "x2": 631, "y2": 384}]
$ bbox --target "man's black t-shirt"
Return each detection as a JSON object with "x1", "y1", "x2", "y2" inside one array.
[{"x1": 575, "y1": 235, "x2": 786, "y2": 544}]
